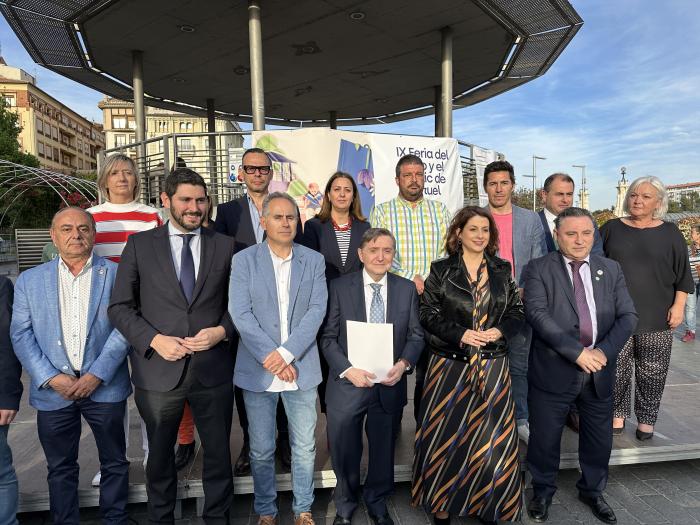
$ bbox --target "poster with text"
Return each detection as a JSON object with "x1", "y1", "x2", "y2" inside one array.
[{"x1": 251, "y1": 128, "x2": 463, "y2": 223}]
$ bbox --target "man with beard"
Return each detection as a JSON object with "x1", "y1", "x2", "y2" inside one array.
[
  {"x1": 369, "y1": 154, "x2": 450, "y2": 424},
  {"x1": 109, "y1": 168, "x2": 236, "y2": 524}
]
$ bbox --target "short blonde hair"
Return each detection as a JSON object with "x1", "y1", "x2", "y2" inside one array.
[
  {"x1": 623, "y1": 176, "x2": 668, "y2": 218},
  {"x1": 97, "y1": 153, "x2": 139, "y2": 202}
]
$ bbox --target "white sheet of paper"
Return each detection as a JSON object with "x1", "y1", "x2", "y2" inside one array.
[{"x1": 347, "y1": 320, "x2": 394, "y2": 383}]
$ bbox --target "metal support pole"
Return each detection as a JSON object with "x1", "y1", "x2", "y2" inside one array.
[
  {"x1": 434, "y1": 86, "x2": 443, "y2": 137},
  {"x1": 132, "y1": 50, "x2": 147, "y2": 178},
  {"x1": 248, "y1": 0, "x2": 265, "y2": 130},
  {"x1": 440, "y1": 27, "x2": 453, "y2": 137},
  {"x1": 532, "y1": 155, "x2": 546, "y2": 210},
  {"x1": 329, "y1": 111, "x2": 337, "y2": 130},
  {"x1": 206, "y1": 98, "x2": 218, "y2": 201}
]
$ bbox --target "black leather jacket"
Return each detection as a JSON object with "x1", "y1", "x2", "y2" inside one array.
[{"x1": 420, "y1": 252, "x2": 525, "y2": 359}]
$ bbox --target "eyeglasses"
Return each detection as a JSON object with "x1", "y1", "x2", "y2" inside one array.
[{"x1": 242, "y1": 165, "x2": 271, "y2": 175}]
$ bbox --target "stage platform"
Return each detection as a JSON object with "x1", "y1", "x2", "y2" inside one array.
[{"x1": 11, "y1": 334, "x2": 700, "y2": 513}]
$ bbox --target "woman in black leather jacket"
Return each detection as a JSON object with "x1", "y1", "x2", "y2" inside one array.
[{"x1": 411, "y1": 206, "x2": 524, "y2": 525}]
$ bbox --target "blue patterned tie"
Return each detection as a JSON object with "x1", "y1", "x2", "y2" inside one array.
[
  {"x1": 570, "y1": 260, "x2": 593, "y2": 348},
  {"x1": 179, "y1": 234, "x2": 195, "y2": 303},
  {"x1": 369, "y1": 283, "x2": 384, "y2": 323}
]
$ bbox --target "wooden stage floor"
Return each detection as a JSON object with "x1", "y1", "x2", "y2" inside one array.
[{"x1": 10, "y1": 334, "x2": 700, "y2": 513}]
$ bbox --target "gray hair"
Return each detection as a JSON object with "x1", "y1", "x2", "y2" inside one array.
[
  {"x1": 51, "y1": 206, "x2": 96, "y2": 231},
  {"x1": 97, "y1": 153, "x2": 139, "y2": 201},
  {"x1": 623, "y1": 176, "x2": 668, "y2": 218},
  {"x1": 262, "y1": 192, "x2": 299, "y2": 217},
  {"x1": 554, "y1": 206, "x2": 595, "y2": 229},
  {"x1": 359, "y1": 228, "x2": 396, "y2": 249}
]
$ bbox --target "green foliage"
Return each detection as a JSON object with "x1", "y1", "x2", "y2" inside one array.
[
  {"x1": 0, "y1": 97, "x2": 40, "y2": 167},
  {"x1": 511, "y1": 187, "x2": 543, "y2": 211}
]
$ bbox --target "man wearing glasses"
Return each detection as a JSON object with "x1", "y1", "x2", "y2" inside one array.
[{"x1": 214, "y1": 148, "x2": 301, "y2": 476}]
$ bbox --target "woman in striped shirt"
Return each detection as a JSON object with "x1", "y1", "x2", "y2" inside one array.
[
  {"x1": 86, "y1": 153, "x2": 162, "y2": 485},
  {"x1": 299, "y1": 172, "x2": 370, "y2": 412}
]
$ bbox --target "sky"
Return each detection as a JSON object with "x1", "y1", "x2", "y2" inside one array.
[{"x1": 1, "y1": 0, "x2": 699, "y2": 211}]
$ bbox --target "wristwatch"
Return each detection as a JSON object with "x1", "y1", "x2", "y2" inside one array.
[{"x1": 398, "y1": 358, "x2": 412, "y2": 372}]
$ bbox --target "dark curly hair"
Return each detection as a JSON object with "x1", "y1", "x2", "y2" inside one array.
[{"x1": 445, "y1": 206, "x2": 499, "y2": 256}]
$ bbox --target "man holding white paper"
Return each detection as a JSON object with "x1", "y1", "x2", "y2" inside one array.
[{"x1": 321, "y1": 228, "x2": 424, "y2": 525}]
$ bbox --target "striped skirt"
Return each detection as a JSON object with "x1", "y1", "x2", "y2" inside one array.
[{"x1": 411, "y1": 353, "x2": 522, "y2": 521}]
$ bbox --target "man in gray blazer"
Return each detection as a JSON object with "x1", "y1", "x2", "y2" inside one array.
[
  {"x1": 484, "y1": 160, "x2": 547, "y2": 442},
  {"x1": 229, "y1": 192, "x2": 327, "y2": 525}
]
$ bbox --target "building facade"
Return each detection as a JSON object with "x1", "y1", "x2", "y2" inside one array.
[
  {"x1": 0, "y1": 57, "x2": 105, "y2": 173},
  {"x1": 667, "y1": 182, "x2": 700, "y2": 203}
]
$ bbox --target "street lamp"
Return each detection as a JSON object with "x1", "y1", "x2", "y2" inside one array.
[
  {"x1": 531, "y1": 155, "x2": 546, "y2": 210},
  {"x1": 572, "y1": 164, "x2": 586, "y2": 208}
]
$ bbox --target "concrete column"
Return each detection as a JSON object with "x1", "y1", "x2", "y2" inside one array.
[
  {"x1": 329, "y1": 111, "x2": 337, "y2": 130},
  {"x1": 440, "y1": 27, "x2": 453, "y2": 137},
  {"x1": 132, "y1": 50, "x2": 147, "y2": 171},
  {"x1": 206, "y1": 98, "x2": 219, "y2": 200},
  {"x1": 434, "y1": 86, "x2": 443, "y2": 137},
  {"x1": 248, "y1": 0, "x2": 265, "y2": 130}
]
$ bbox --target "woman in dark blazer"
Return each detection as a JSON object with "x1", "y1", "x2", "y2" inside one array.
[{"x1": 300, "y1": 171, "x2": 370, "y2": 411}]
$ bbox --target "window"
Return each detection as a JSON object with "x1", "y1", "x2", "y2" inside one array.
[
  {"x1": 157, "y1": 121, "x2": 168, "y2": 133},
  {"x1": 180, "y1": 138, "x2": 193, "y2": 150},
  {"x1": 77, "y1": 139, "x2": 82, "y2": 151},
  {"x1": 36, "y1": 118, "x2": 44, "y2": 134},
  {"x1": 2, "y1": 94, "x2": 15, "y2": 106},
  {"x1": 37, "y1": 142, "x2": 45, "y2": 157},
  {"x1": 78, "y1": 159, "x2": 84, "y2": 169},
  {"x1": 54, "y1": 147, "x2": 60, "y2": 160},
  {"x1": 128, "y1": 119, "x2": 136, "y2": 130},
  {"x1": 52, "y1": 126, "x2": 59, "y2": 140},
  {"x1": 115, "y1": 134, "x2": 127, "y2": 147},
  {"x1": 113, "y1": 116, "x2": 127, "y2": 129}
]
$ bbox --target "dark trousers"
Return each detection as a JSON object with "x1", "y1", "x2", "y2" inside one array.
[
  {"x1": 527, "y1": 373, "x2": 613, "y2": 501},
  {"x1": 135, "y1": 364, "x2": 234, "y2": 524},
  {"x1": 412, "y1": 350, "x2": 429, "y2": 424},
  {"x1": 327, "y1": 388, "x2": 400, "y2": 518},
  {"x1": 37, "y1": 399, "x2": 128, "y2": 525},
  {"x1": 234, "y1": 386, "x2": 288, "y2": 442}
]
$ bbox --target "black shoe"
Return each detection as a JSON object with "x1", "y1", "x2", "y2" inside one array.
[
  {"x1": 234, "y1": 442, "x2": 251, "y2": 476},
  {"x1": 432, "y1": 515, "x2": 449, "y2": 525},
  {"x1": 635, "y1": 429, "x2": 653, "y2": 441},
  {"x1": 368, "y1": 514, "x2": 393, "y2": 525},
  {"x1": 578, "y1": 494, "x2": 617, "y2": 524},
  {"x1": 174, "y1": 442, "x2": 195, "y2": 471},
  {"x1": 277, "y1": 434, "x2": 292, "y2": 471},
  {"x1": 566, "y1": 410, "x2": 580, "y2": 433},
  {"x1": 612, "y1": 421, "x2": 625, "y2": 436},
  {"x1": 527, "y1": 496, "x2": 550, "y2": 523},
  {"x1": 333, "y1": 516, "x2": 352, "y2": 525}
]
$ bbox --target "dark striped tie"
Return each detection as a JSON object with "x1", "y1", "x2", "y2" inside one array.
[
  {"x1": 179, "y1": 234, "x2": 195, "y2": 303},
  {"x1": 569, "y1": 260, "x2": 593, "y2": 348}
]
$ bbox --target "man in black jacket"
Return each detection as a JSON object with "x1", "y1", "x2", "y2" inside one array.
[{"x1": 0, "y1": 276, "x2": 22, "y2": 525}]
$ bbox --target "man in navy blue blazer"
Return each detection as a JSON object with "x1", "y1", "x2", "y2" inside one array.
[
  {"x1": 321, "y1": 228, "x2": 424, "y2": 525},
  {"x1": 229, "y1": 192, "x2": 327, "y2": 525},
  {"x1": 12, "y1": 208, "x2": 131, "y2": 525},
  {"x1": 522, "y1": 208, "x2": 637, "y2": 525}
]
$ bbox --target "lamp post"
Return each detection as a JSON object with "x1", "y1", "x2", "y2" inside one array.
[
  {"x1": 572, "y1": 164, "x2": 586, "y2": 208},
  {"x1": 531, "y1": 155, "x2": 546, "y2": 210}
]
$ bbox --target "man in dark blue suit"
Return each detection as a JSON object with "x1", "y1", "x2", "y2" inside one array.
[
  {"x1": 321, "y1": 228, "x2": 424, "y2": 525},
  {"x1": 538, "y1": 173, "x2": 603, "y2": 256},
  {"x1": 538, "y1": 173, "x2": 604, "y2": 434},
  {"x1": 522, "y1": 208, "x2": 637, "y2": 524}
]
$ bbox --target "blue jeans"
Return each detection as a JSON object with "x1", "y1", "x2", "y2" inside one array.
[
  {"x1": 243, "y1": 388, "x2": 318, "y2": 516},
  {"x1": 508, "y1": 324, "x2": 532, "y2": 421},
  {"x1": 0, "y1": 424, "x2": 18, "y2": 525},
  {"x1": 684, "y1": 285, "x2": 698, "y2": 332}
]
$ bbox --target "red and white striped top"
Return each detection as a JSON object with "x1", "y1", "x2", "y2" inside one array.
[{"x1": 87, "y1": 201, "x2": 163, "y2": 262}]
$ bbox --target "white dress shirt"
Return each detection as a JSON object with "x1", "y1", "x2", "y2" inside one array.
[
  {"x1": 167, "y1": 221, "x2": 201, "y2": 280},
  {"x1": 58, "y1": 254, "x2": 94, "y2": 371},
  {"x1": 340, "y1": 270, "x2": 389, "y2": 378},
  {"x1": 562, "y1": 254, "x2": 598, "y2": 347},
  {"x1": 543, "y1": 208, "x2": 558, "y2": 239},
  {"x1": 267, "y1": 246, "x2": 298, "y2": 392}
]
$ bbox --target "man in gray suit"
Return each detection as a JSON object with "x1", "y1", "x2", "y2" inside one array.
[
  {"x1": 229, "y1": 192, "x2": 327, "y2": 525},
  {"x1": 484, "y1": 160, "x2": 546, "y2": 442}
]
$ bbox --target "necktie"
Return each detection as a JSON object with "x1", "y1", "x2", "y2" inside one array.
[
  {"x1": 179, "y1": 234, "x2": 195, "y2": 303},
  {"x1": 569, "y1": 260, "x2": 593, "y2": 348},
  {"x1": 369, "y1": 283, "x2": 384, "y2": 323}
]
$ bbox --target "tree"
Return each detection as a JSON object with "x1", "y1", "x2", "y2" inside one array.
[
  {"x1": 511, "y1": 187, "x2": 544, "y2": 211},
  {"x1": 0, "y1": 97, "x2": 40, "y2": 167}
]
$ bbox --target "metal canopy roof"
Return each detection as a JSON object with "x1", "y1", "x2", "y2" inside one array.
[{"x1": 1, "y1": 0, "x2": 582, "y2": 126}]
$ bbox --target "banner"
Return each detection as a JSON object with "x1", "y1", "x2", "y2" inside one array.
[
  {"x1": 471, "y1": 145, "x2": 499, "y2": 207},
  {"x1": 251, "y1": 128, "x2": 463, "y2": 223}
]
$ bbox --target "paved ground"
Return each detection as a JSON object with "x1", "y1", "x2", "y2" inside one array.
[{"x1": 16, "y1": 458, "x2": 700, "y2": 524}]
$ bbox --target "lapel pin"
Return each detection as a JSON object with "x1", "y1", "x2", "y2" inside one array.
[
  {"x1": 98, "y1": 268, "x2": 104, "y2": 275},
  {"x1": 595, "y1": 276, "x2": 600, "y2": 281},
  {"x1": 597, "y1": 270, "x2": 603, "y2": 276}
]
